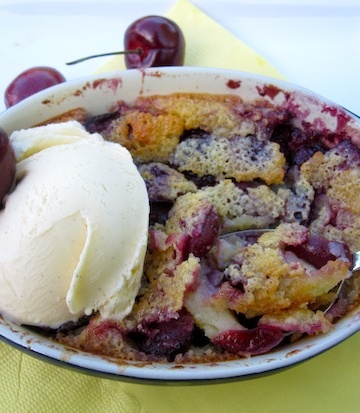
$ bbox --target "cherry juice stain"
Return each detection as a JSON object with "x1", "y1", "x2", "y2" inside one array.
[{"x1": 226, "y1": 79, "x2": 241, "y2": 89}]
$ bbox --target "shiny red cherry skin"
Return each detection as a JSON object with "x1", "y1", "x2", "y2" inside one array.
[
  {"x1": 5, "y1": 66, "x2": 66, "y2": 108},
  {"x1": 0, "y1": 128, "x2": 16, "y2": 204},
  {"x1": 124, "y1": 16, "x2": 185, "y2": 69}
]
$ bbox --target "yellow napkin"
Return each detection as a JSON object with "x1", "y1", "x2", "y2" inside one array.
[{"x1": 2, "y1": 1, "x2": 360, "y2": 412}]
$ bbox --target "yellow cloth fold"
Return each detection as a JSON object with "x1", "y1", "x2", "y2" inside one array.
[{"x1": 2, "y1": 1, "x2": 360, "y2": 412}]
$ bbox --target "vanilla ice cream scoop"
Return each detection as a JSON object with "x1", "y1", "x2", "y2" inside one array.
[{"x1": 0, "y1": 121, "x2": 149, "y2": 328}]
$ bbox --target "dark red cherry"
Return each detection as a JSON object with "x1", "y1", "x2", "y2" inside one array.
[
  {"x1": 212, "y1": 326, "x2": 284, "y2": 356},
  {"x1": 66, "y1": 15, "x2": 185, "y2": 69},
  {"x1": 5, "y1": 66, "x2": 66, "y2": 108},
  {"x1": 286, "y1": 235, "x2": 352, "y2": 270},
  {"x1": 0, "y1": 127, "x2": 16, "y2": 204},
  {"x1": 124, "y1": 15, "x2": 185, "y2": 69}
]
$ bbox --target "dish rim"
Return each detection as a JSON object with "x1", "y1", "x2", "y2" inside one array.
[{"x1": 1, "y1": 66, "x2": 360, "y2": 383}]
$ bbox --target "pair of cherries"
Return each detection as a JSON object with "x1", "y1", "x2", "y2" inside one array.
[
  {"x1": 4, "y1": 15, "x2": 185, "y2": 108},
  {"x1": 1, "y1": 15, "x2": 185, "y2": 204}
]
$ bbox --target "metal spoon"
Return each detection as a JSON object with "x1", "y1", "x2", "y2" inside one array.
[{"x1": 220, "y1": 228, "x2": 360, "y2": 313}]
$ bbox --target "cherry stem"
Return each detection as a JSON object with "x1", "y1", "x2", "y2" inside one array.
[{"x1": 66, "y1": 48, "x2": 143, "y2": 65}]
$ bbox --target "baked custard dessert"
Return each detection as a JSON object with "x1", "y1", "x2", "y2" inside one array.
[{"x1": 2, "y1": 92, "x2": 360, "y2": 363}]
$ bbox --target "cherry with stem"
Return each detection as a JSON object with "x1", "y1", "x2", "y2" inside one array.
[{"x1": 66, "y1": 15, "x2": 185, "y2": 69}]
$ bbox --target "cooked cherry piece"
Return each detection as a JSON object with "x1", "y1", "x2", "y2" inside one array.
[
  {"x1": 124, "y1": 15, "x2": 185, "y2": 69},
  {"x1": 213, "y1": 326, "x2": 285, "y2": 356},
  {"x1": 286, "y1": 235, "x2": 352, "y2": 270},
  {"x1": 184, "y1": 205, "x2": 220, "y2": 259},
  {"x1": 5, "y1": 67, "x2": 66, "y2": 108},
  {"x1": 129, "y1": 310, "x2": 194, "y2": 359},
  {"x1": 66, "y1": 15, "x2": 185, "y2": 69},
  {"x1": 0, "y1": 127, "x2": 16, "y2": 204}
]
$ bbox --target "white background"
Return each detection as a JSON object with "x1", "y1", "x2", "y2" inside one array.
[{"x1": 0, "y1": 0, "x2": 359, "y2": 115}]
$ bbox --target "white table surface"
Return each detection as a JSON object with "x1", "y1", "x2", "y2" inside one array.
[{"x1": 0, "y1": 0, "x2": 359, "y2": 115}]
